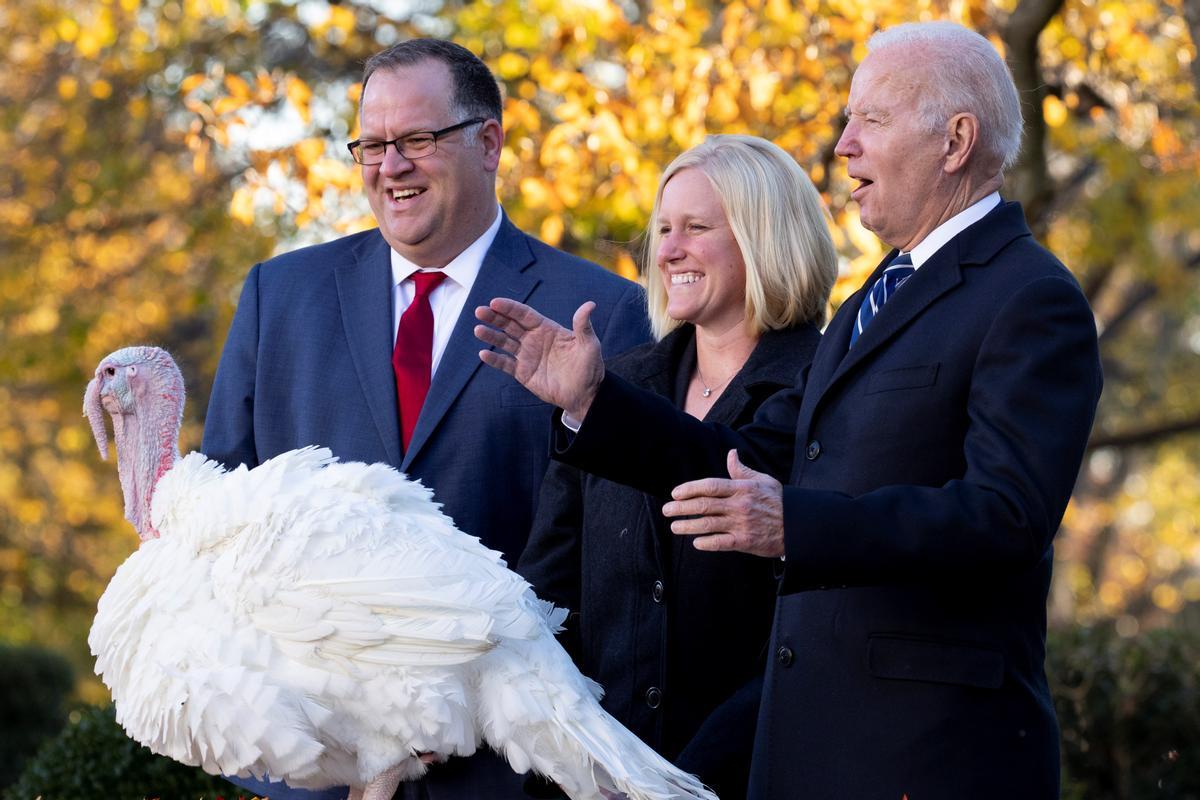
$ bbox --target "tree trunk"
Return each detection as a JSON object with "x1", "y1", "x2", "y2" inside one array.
[{"x1": 1002, "y1": 0, "x2": 1066, "y2": 235}]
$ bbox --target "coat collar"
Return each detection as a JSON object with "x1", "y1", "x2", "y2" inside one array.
[
  {"x1": 614, "y1": 323, "x2": 819, "y2": 421},
  {"x1": 812, "y1": 200, "x2": 1031, "y2": 397}
]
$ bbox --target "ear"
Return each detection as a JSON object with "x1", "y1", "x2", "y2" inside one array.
[
  {"x1": 479, "y1": 117, "x2": 504, "y2": 172},
  {"x1": 943, "y1": 112, "x2": 980, "y2": 175}
]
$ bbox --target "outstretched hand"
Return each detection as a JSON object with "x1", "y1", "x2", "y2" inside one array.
[
  {"x1": 662, "y1": 450, "x2": 786, "y2": 558},
  {"x1": 475, "y1": 299, "x2": 605, "y2": 422}
]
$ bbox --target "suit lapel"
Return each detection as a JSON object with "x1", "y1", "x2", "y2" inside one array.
[
  {"x1": 401, "y1": 218, "x2": 539, "y2": 470},
  {"x1": 829, "y1": 249, "x2": 963, "y2": 383},
  {"x1": 335, "y1": 231, "x2": 403, "y2": 467},
  {"x1": 803, "y1": 201, "x2": 1031, "y2": 415}
]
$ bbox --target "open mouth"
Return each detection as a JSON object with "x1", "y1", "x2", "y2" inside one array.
[
  {"x1": 390, "y1": 188, "x2": 426, "y2": 202},
  {"x1": 670, "y1": 272, "x2": 703, "y2": 285},
  {"x1": 849, "y1": 178, "x2": 873, "y2": 201}
]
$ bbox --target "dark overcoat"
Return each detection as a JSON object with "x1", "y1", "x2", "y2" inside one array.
[{"x1": 556, "y1": 202, "x2": 1104, "y2": 800}]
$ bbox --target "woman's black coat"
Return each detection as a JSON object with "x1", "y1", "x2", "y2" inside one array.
[{"x1": 517, "y1": 322, "x2": 821, "y2": 798}]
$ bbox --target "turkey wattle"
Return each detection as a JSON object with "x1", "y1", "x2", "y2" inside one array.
[{"x1": 84, "y1": 345, "x2": 717, "y2": 800}]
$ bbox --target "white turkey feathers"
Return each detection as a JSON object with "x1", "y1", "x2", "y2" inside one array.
[{"x1": 86, "y1": 345, "x2": 718, "y2": 800}]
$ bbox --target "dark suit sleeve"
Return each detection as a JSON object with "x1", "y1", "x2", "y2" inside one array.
[
  {"x1": 781, "y1": 275, "x2": 1102, "y2": 589},
  {"x1": 593, "y1": 281, "x2": 652, "y2": 357},
  {"x1": 554, "y1": 365, "x2": 808, "y2": 498},
  {"x1": 516, "y1": 460, "x2": 585, "y2": 658},
  {"x1": 201, "y1": 263, "x2": 263, "y2": 470}
]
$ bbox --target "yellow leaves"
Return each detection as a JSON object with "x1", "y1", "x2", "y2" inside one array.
[
  {"x1": 748, "y1": 71, "x2": 779, "y2": 112},
  {"x1": 56, "y1": 17, "x2": 80, "y2": 43},
  {"x1": 709, "y1": 84, "x2": 741, "y2": 125},
  {"x1": 614, "y1": 249, "x2": 639, "y2": 281},
  {"x1": 13, "y1": 305, "x2": 61, "y2": 336},
  {"x1": 57, "y1": 76, "x2": 78, "y2": 100},
  {"x1": 521, "y1": 177, "x2": 562, "y2": 211},
  {"x1": 306, "y1": 158, "x2": 356, "y2": 190},
  {"x1": 15, "y1": 499, "x2": 45, "y2": 525},
  {"x1": 294, "y1": 138, "x2": 327, "y2": 168},
  {"x1": 505, "y1": 99, "x2": 543, "y2": 133},
  {"x1": 540, "y1": 214, "x2": 565, "y2": 246},
  {"x1": 1150, "y1": 121, "x2": 1187, "y2": 167},
  {"x1": 231, "y1": 183, "x2": 264, "y2": 222},
  {"x1": 180, "y1": 73, "x2": 207, "y2": 94},
  {"x1": 1151, "y1": 583, "x2": 1183, "y2": 613},
  {"x1": 0, "y1": 200, "x2": 33, "y2": 228},
  {"x1": 496, "y1": 53, "x2": 531, "y2": 80},
  {"x1": 1044, "y1": 95, "x2": 1068, "y2": 128},
  {"x1": 721, "y1": 3, "x2": 747, "y2": 51},
  {"x1": 504, "y1": 22, "x2": 544, "y2": 51},
  {"x1": 225, "y1": 73, "x2": 252, "y2": 100},
  {"x1": 287, "y1": 77, "x2": 313, "y2": 124},
  {"x1": 327, "y1": 5, "x2": 356, "y2": 38}
]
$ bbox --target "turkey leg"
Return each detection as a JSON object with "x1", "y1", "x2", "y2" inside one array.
[{"x1": 347, "y1": 764, "x2": 403, "y2": 800}]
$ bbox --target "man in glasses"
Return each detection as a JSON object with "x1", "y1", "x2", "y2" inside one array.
[{"x1": 202, "y1": 39, "x2": 649, "y2": 800}]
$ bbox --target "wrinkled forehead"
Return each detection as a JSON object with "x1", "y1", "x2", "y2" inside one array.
[{"x1": 851, "y1": 46, "x2": 929, "y2": 100}]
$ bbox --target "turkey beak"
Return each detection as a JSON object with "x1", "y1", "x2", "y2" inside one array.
[{"x1": 83, "y1": 376, "x2": 109, "y2": 461}]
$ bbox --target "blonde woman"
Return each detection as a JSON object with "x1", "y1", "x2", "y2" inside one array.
[{"x1": 517, "y1": 135, "x2": 837, "y2": 798}]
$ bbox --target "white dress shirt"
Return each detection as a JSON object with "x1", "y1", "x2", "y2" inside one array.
[
  {"x1": 390, "y1": 208, "x2": 502, "y2": 377},
  {"x1": 904, "y1": 192, "x2": 1001, "y2": 268}
]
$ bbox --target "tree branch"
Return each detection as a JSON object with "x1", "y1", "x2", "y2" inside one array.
[
  {"x1": 1182, "y1": 0, "x2": 1200, "y2": 92},
  {"x1": 1088, "y1": 415, "x2": 1200, "y2": 450}
]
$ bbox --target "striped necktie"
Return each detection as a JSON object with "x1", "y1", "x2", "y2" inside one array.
[{"x1": 849, "y1": 253, "x2": 915, "y2": 347}]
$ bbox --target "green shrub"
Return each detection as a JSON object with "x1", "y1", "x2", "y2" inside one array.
[
  {"x1": 4, "y1": 705, "x2": 244, "y2": 800},
  {"x1": 1050, "y1": 624, "x2": 1200, "y2": 800},
  {"x1": 0, "y1": 643, "x2": 74, "y2": 791}
]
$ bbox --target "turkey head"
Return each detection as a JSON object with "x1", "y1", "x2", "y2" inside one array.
[{"x1": 84, "y1": 346, "x2": 184, "y2": 541}]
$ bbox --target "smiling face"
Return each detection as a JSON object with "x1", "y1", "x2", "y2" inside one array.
[
  {"x1": 834, "y1": 47, "x2": 955, "y2": 251},
  {"x1": 655, "y1": 168, "x2": 748, "y2": 334},
  {"x1": 360, "y1": 59, "x2": 502, "y2": 268}
]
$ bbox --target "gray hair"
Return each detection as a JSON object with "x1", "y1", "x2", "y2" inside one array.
[
  {"x1": 869, "y1": 21, "x2": 1023, "y2": 171},
  {"x1": 644, "y1": 135, "x2": 838, "y2": 339}
]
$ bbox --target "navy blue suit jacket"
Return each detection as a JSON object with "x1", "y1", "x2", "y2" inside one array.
[
  {"x1": 201, "y1": 216, "x2": 650, "y2": 799},
  {"x1": 557, "y1": 201, "x2": 1103, "y2": 800}
]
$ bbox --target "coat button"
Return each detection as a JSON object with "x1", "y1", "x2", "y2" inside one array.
[
  {"x1": 645, "y1": 687, "x2": 662, "y2": 709},
  {"x1": 652, "y1": 580, "x2": 664, "y2": 603},
  {"x1": 805, "y1": 440, "x2": 821, "y2": 460},
  {"x1": 777, "y1": 646, "x2": 794, "y2": 667}
]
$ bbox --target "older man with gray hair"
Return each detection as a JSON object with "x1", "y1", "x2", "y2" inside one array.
[{"x1": 476, "y1": 20, "x2": 1102, "y2": 799}]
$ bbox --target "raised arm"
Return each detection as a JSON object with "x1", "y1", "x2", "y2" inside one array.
[{"x1": 474, "y1": 298, "x2": 605, "y2": 422}]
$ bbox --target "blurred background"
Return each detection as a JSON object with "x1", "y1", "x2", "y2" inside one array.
[{"x1": 1, "y1": 0, "x2": 1198, "y2": 796}]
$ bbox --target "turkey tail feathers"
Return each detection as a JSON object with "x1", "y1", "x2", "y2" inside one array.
[{"x1": 476, "y1": 637, "x2": 719, "y2": 800}]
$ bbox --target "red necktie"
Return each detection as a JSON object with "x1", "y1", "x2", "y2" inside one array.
[{"x1": 393, "y1": 271, "x2": 448, "y2": 451}]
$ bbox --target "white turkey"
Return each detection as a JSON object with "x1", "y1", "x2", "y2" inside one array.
[{"x1": 84, "y1": 345, "x2": 718, "y2": 800}]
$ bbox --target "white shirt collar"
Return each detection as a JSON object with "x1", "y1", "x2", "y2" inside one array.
[
  {"x1": 905, "y1": 192, "x2": 1001, "y2": 268},
  {"x1": 389, "y1": 207, "x2": 503, "y2": 289}
]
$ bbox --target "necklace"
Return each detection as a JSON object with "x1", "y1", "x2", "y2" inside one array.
[{"x1": 696, "y1": 366, "x2": 734, "y2": 398}]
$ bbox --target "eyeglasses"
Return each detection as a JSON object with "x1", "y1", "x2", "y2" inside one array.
[{"x1": 346, "y1": 118, "x2": 487, "y2": 165}]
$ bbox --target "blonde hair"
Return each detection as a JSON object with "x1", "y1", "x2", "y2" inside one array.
[{"x1": 644, "y1": 134, "x2": 838, "y2": 340}]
